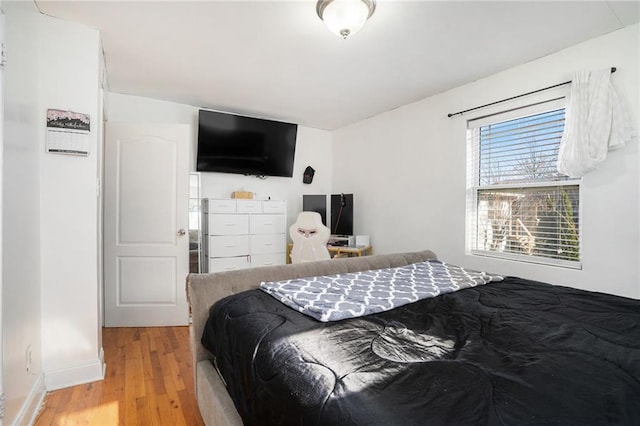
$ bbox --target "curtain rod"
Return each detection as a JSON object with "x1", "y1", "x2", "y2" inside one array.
[{"x1": 447, "y1": 67, "x2": 617, "y2": 118}]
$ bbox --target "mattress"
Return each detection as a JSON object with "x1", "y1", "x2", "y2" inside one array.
[{"x1": 201, "y1": 276, "x2": 640, "y2": 425}]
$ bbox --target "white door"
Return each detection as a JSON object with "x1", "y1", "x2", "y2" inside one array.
[{"x1": 104, "y1": 123, "x2": 190, "y2": 326}]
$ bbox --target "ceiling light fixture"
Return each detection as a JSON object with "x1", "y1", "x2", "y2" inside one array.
[{"x1": 316, "y1": 0, "x2": 376, "y2": 39}]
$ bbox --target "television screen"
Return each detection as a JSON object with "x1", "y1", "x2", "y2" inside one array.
[
  {"x1": 303, "y1": 194, "x2": 327, "y2": 226},
  {"x1": 197, "y1": 109, "x2": 297, "y2": 177}
]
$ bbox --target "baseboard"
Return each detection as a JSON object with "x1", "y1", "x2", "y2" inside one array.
[
  {"x1": 12, "y1": 372, "x2": 46, "y2": 426},
  {"x1": 44, "y1": 353, "x2": 106, "y2": 391}
]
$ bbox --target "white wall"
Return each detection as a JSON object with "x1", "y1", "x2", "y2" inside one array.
[
  {"x1": 107, "y1": 93, "x2": 333, "y2": 230},
  {"x1": 2, "y1": 2, "x2": 44, "y2": 424},
  {"x1": 2, "y1": 6, "x2": 104, "y2": 423},
  {"x1": 333, "y1": 24, "x2": 640, "y2": 299},
  {"x1": 38, "y1": 14, "x2": 104, "y2": 390},
  {"x1": 105, "y1": 92, "x2": 196, "y2": 160}
]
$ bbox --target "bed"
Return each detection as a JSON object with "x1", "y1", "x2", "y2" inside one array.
[{"x1": 187, "y1": 250, "x2": 640, "y2": 425}]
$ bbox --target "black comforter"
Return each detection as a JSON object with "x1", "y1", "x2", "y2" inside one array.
[{"x1": 202, "y1": 276, "x2": 640, "y2": 425}]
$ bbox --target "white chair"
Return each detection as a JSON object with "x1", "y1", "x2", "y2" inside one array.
[{"x1": 289, "y1": 212, "x2": 331, "y2": 263}]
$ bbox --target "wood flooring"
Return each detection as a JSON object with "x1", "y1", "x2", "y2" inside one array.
[{"x1": 34, "y1": 327, "x2": 205, "y2": 426}]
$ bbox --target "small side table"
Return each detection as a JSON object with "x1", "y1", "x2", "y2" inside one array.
[
  {"x1": 327, "y1": 245, "x2": 373, "y2": 258},
  {"x1": 286, "y1": 243, "x2": 374, "y2": 263}
]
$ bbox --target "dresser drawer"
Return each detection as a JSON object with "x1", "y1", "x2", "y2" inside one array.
[
  {"x1": 208, "y1": 256, "x2": 250, "y2": 273},
  {"x1": 209, "y1": 235, "x2": 250, "y2": 257},
  {"x1": 262, "y1": 200, "x2": 286, "y2": 214},
  {"x1": 251, "y1": 253, "x2": 285, "y2": 268},
  {"x1": 208, "y1": 199, "x2": 237, "y2": 213},
  {"x1": 208, "y1": 214, "x2": 249, "y2": 235},
  {"x1": 250, "y1": 214, "x2": 286, "y2": 234},
  {"x1": 236, "y1": 200, "x2": 262, "y2": 213},
  {"x1": 250, "y1": 234, "x2": 285, "y2": 255}
]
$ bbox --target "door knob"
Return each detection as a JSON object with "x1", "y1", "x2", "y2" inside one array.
[{"x1": 178, "y1": 229, "x2": 186, "y2": 236}]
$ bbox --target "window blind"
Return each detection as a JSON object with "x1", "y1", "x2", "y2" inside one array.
[
  {"x1": 477, "y1": 109, "x2": 567, "y2": 185},
  {"x1": 467, "y1": 107, "x2": 581, "y2": 267}
]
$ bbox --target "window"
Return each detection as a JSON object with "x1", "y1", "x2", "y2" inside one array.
[{"x1": 467, "y1": 105, "x2": 581, "y2": 268}]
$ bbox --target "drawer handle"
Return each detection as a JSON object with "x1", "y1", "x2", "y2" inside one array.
[
  {"x1": 264, "y1": 243, "x2": 273, "y2": 246},
  {"x1": 224, "y1": 245, "x2": 237, "y2": 248}
]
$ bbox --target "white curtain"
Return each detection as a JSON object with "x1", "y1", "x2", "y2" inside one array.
[{"x1": 557, "y1": 69, "x2": 634, "y2": 178}]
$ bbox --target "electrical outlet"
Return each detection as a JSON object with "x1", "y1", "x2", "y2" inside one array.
[{"x1": 26, "y1": 344, "x2": 32, "y2": 373}]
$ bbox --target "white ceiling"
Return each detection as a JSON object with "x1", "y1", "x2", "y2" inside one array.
[{"x1": 34, "y1": 0, "x2": 639, "y2": 130}]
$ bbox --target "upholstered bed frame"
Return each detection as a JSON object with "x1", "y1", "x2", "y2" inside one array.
[{"x1": 186, "y1": 250, "x2": 438, "y2": 425}]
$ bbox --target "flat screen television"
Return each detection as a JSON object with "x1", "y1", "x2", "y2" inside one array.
[{"x1": 197, "y1": 109, "x2": 297, "y2": 177}]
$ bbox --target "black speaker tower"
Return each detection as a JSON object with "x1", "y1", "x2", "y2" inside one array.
[{"x1": 331, "y1": 193, "x2": 353, "y2": 236}]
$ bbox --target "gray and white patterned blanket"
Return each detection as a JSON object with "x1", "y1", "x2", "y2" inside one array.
[{"x1": 259, "y1": 260, "x2": 503, "y2": 322}]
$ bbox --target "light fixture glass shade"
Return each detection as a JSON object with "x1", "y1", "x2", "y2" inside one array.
[{"x1": 317, "y1": 0, "x2": 376, "y2": 39}]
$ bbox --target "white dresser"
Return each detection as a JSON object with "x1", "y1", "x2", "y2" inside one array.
[{"x1": 202, "y1": 198, "x2": 287, "y2": 273}]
